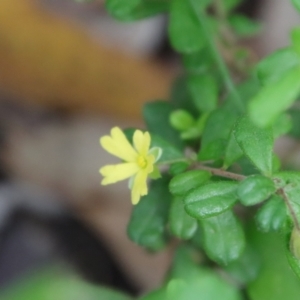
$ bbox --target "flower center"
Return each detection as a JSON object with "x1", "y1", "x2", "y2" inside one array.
[{"x1": 137, "y1": 155, "x2": 147, "y2": 168}]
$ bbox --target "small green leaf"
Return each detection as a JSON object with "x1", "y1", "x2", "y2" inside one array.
[
  {"x1": 274, "y1": 172, "x2": 300, "y2": 224},
  {"x1": 200, "y1": 210, "x2": 246, "y2": 265},
  {"x1": 124, "y1": 129, "x2": 184, "y2": 164},
  {"x1": 247, "y1": 229, "x2": 300, "y2": 300},
  {"x1": 169, "y1": 170, "x2": 211, "y2": 196},
  {"x1": 139, "y1": 288, "x2": 167, "y2": 300},
  {"x1": 187, "y1": 74, "x2": 218, "y2": 112},
  {"x1": 127, "y1": 177, "x2": 171, "y2": 251},
  {"x1": 151, "y1": 135, "x2": 183, "y2": 163},
  {"x1": 143, "y1": 101, "x2": 184, "y2": 150},
  {"x1": 169, "y1": 162, "x2": 189, "y2": 175},
  {"x1": 229, "y1": 14, "x2": 261, "y2": 37},
  {"x1": 105, "y1": 0, "x2": 141, "y2": 17},
  {"x1": 169, "y1": 246, "x2": 203, "y2": 280},
  {"x1": 237, "y1": 175, "x2": 275, "y2": 206},
  {"x1": 256, "y1": 47, "x2": 300, "y2": 85},
  {"x1": 105, "y1": 0, "x2": 170, "y2": 20},
  {"x1": 286, "y1": 231, "x2": 300, "y2": 280},
  {"x1": 149, "y1": 165, "x2": 162, "y2": 180},
  {"x1": 289, "y1": 109, "x2": 300, "y2": 138},
  {"x1": 273, "y1": 113, "x2": 292, "y2": 138},
  {"x1": 290, "y1": 227, "x2": 300, "y2": 260},
  {"x1": 182, "y1": 47, "x2": 215, "y2": 74},
  {"x1": 180, "y1": 127, "x2": 201, "y2": 140},
  {"x1": 249, "y1": 66, "x2": 300, "y2": 128},
  {"x1": 292, "y1": 0, "x2": 300, "y2": 13},
  {"x1": 1, "y1": 269, "x2": 132, "y2": 300},
  {"x1": 184, "y1": 181, "x2": 238, "y2": 219},
  {"x1": 225, "y1": 245, "x2": 261, "y2": 285},
  {"x1": 224, "y1": 0, "x2": 242, "y2": 11},
  {"x1": 255, "y1": 195, "x2": 287, "y2": 232},
  {"x1": 169, "y1": 197, "x2": 198, "y2": 239},
  {"x1": 234, "y1": 116, "x2": 274, "y2": 176},
  {"x1": 291, "y1": 27, "x2": 300, "y2": 56},
  {"x1": 167, "y1": 246, "x2": 242, "y2": 300},
  {"x1": 149, "y1": 147, "x2": 162, "y2": 162},
  {"x1": 168, "y1": 0, "x2": 206, "y2": 53},
  {"x1": 166, "y1": 276, "x2": 241, "y2": 300},
  {"x1": 199, "y1": 104, "x2": 238, "y2": 160},
  {"x1": 223, "y1": 129, "x2": 243, "y2": 169},
  {"x1": 169, "y1": 110, "x2": 195, "y2": 131},
  {"x1": 170, "y1": 76, "x2": 198, "y2": 114}
]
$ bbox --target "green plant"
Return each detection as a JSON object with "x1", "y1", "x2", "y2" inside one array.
[{"x1": 97, "y1": 0, "x2": 300, "y2": 299}]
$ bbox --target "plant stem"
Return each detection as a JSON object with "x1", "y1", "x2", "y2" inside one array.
[
  {"x1": 189, "y1": 0, "x2": 245, "y2": 112},
  {"x1": 278, "y1": 188, "x2": 300, "y2": 231},
  {"x1": 157, "y1": 158, "x2": 190, "y2": 166},
  {"x1": 195, "y1": 164, "x2": 246, "y2": 181}
]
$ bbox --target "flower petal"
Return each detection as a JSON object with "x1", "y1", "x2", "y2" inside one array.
[
  {"x1": 133, "y1": 130, "x2": 151, "y2": 155},
  {"x1": 100, "y1": 127, "x2": 137, "y2": 162},
  {"x1": 148, "y1": 147, "x2": 162, "y2": 162},
  {"x1": 131, "y1": 170, "x2": 148, "y2": 205},
  {"x1": 145, "y1": 155, "x2": 155, "y2": 173},
  {"x1": 100, "y1": 162, "x2": 139, "y2": 185}
]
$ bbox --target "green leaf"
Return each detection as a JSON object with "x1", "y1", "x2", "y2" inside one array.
[
  {"x1": 170, "y1": 76, "x2": 198, "y2": 114},
  {"x1": 184, "y1": 181, "x2": 238, "y2": 219},
  {"x1": 105, "y1": 0, "x2": 170, "y2": 20},
  {"x1": 237, "y1": 175, "x2": 275, "y2": 206},
  {"x1": 228, "y1": 76, "x2": 261, "y2": 104},
  {"x1": 256, "y1": 47, "x2": 300, "y2": 85},
  {"x1": 1, "y1": 269, "x2": 132, "y2": 300},
  {"x1": 225, "y1": 245, "x2": 261, "y2": 285},
  {"x1": 123, "y1": 129, "x2": 184, "y2": 164},
  {"x1": 286, "y1": 230, "x2": 300, "y2": 280},
  {"x1": 169, "y1": 170, "x2": 211, "y2": 196},
  {"x1": 290, "y1": 227, "x2": 300, "y2": 260},
  {"x1": 127, "y1": 177, "x2": 171, "y2": 251},
  {"x1": 187, "y1": 74, "x2": 218, "y2": 112},
  {"x1": 274, "y1": 172, "x2": 300, "y2": 224},
  {"x1": 169, "y1": 246, "x2": 203, "y2": 280},
  {"x1": 105, "y1": 0, "x2": 141, "y2": 17},
  {"x1": 144, "y1": 101, "x2": 184, "y2": 150},
  {"x1": 255, "y1": 195, "x2": 287, "y2": 232},
  {"x1": 167, "y1": 246, "x2": 242, "y2": 300},
  {"x1": 272, "y1": 113, "x2": 292, "y2": 138},
  {"x1": 139, "y1": 288, "x2": 166, "y2": 300},
  {"x1": 291, "y1": 27, "x2": 300, "y2": 56},
  {"x1": 200, "y1": 210, "x2": 246, "y2": 265},
  {"x1": 234, "y1": 116, "x2": 274, "y2": 176},
  {"x1": 182, "y1": 47, "x2": 215, "y2": 74},
  {"x1": 249, "y1": 66, "x2": 300, "y2": 127},
  {"x1": 223, "y1": 0, "x2": 242, "y2": 11},
  {"x1": 292, "y1": 0, "x2": 300, "y2": 13},
  {"x1": 199, "y1": 104, "x2": 238, "y2": 160},
  {"x1": 169, "y1": 110, "x2": 195, "y2": 131},
  {"x1": 223, "y1": 129, "x2": 243, "y2": 169},
  {"x1": 168, "y1": 0, "x2": 206, "y2": 53},
  {"x1": 169, "y1": 162, "x2": 189, "y2": 175},
  {"x1": 229, "y1": 14, "x2": 261, "y2": 37},
  {"x1": 247, "y1": 228, "x2": 300, "y2": 300},
  {"x1": 169, "y1": 196, "x2": 198, "y2": 239},
  {"x1": 289, "y1": 109, "x2": 300, "y2": 138},
  {"x1": 151, "y1": 135, "x2": 184, "y2": 163},
  {"x1": 166, "y1": 277, "x2": 241, "y2": 300}
]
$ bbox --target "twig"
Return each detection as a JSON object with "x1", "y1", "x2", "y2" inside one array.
[
  {"x1": 195, "y1": 164, "x2": 246, "y2": 181},
  {"x1": 189, "y1": 0, "x2": 245, "y2": 112},
  {"x1": 278, "y1": 188, "x2": 300, "y2": 231}
]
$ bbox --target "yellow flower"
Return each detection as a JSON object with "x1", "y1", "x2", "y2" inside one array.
[{"x1": 99, "y1": 127, "x2": 161, "y2": 205}]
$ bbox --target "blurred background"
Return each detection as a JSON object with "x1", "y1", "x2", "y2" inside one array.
[{"x1": 0, "y1": 0, "x2": 298, "y2": 299}]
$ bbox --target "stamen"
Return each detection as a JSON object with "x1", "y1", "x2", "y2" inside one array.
[{"x1": 137, "y1": 155, "x2": 147, "y2": 168}]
